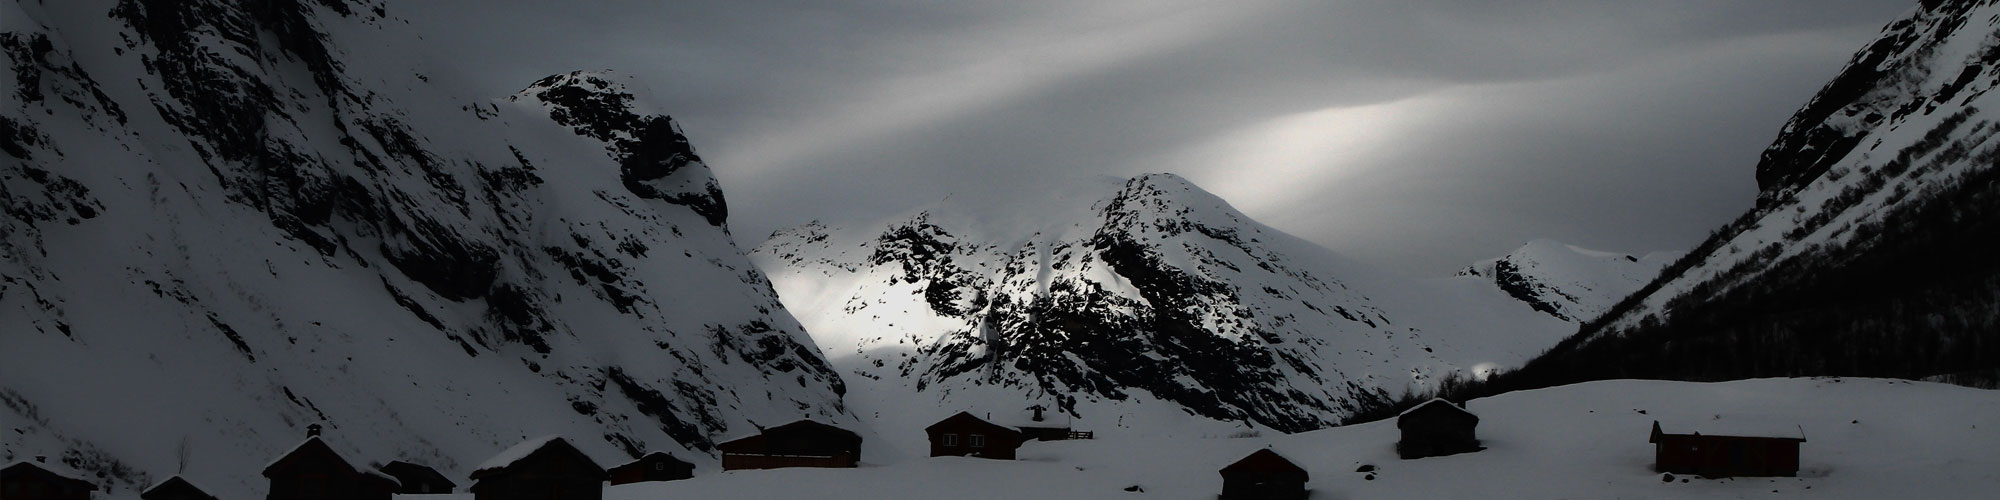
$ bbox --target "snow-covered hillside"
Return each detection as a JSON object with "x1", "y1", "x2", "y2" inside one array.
[
  {"x1": 1457, "y1": 239, "x2": 1678, "y2": 323},
  {"x1": 753, "y1": 173, "x2": 1573, "y2": 452},
  {"x1": 610, "y1": 377, "x2": 2000, "y2": 499},
  {"x1": 1591, "y1": 0, "x2": 2000, "y2": 334},
  {"x1": 1493, "y1": 0, "x2": 2000, "y2": 386},
  {"x1": 0, "y1": 2, "x2": 845, "y2": 498}
]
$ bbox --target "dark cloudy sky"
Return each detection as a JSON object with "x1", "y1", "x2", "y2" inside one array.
[{"x1": 402, "y1": 0, "x2": 1911, "y2": 274}]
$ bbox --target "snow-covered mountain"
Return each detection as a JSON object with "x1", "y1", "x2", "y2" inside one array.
[
  {"x1": 1489, "y1": 0, "x2": 2000, "y2": 388},
  {"x1": 1456, "y1": 239, "x2": 1678, "y2": 323},
  {"x1": 753, "y1": 174, "x2": 1572, "y2": 447},
  {"x1": 1, "y1": 1, "x2": 845, "y2": 498}
]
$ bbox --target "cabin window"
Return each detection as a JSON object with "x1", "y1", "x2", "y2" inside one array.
[
  {"x1": 970, "y1": 434, "x2": 986, "y2": 448},
  {"x1": 655, "y1": 462, "x2": 666, "y2": 471},
  {"x1": 943, "y1": 433, "x2": 958, "y2": 446}
]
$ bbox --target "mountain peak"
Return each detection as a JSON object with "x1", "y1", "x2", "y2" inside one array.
[{"x1": 1458, "y1": 240, "x2": 1678, "y2": 323}]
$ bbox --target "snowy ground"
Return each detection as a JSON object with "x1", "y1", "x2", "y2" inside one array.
[{"x1": 582, "y1": 378, "x2": 1998, "y2": 499}]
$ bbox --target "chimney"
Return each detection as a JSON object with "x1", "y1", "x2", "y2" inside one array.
[
  {"x1": 307, "y1": 423, "x2": 323, "y2": 437},
  {"x1": 1030, "y1": 405, "x2": 1045, "y2": 422}
]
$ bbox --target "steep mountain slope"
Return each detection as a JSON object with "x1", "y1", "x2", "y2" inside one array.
[
  {"x1": 753, "y1": 174, "x2": 1571, "y2": 450},
  {"x1": 1455, "y1": 0, "x2": 2000, "y2": 398},
  {"x1": 1455, "y1": 239, "x2": 1678, "y2": 323},
  {"x1": 0, "y1": 1, "x2": 845, "y2": 498}
]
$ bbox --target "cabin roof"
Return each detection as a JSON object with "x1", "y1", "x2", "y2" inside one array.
[
  {"x1": 925, "y1": 412, "x2": 1023, "y2": 437},
  {"x1": 1218, "y1": 449, "x2": 1309, "y2": 481},
  {"x1": 1397, "y1": 398, "x2": 1477, "y2": 427},
  {"x1": 2, "y1": 460, "x2": 97, "y2": 490},
  {"x1": 991, "y1": 405, "x2": 1072, "y2": 429},
  {"x1": 720, "y1": 419, "x2": 861, "y2": 446},
  {"x1": 608, "y1": 452, "x2": 693, "y2": 474},
  {"x1": 470, "y1": 436, "x2": 605, "y2": 480},
  {"x1": 1651, "y1": 420, "x2": 1806, "y2": 441},
  {"x1": 380, "y1": 460, "x2": 458, "y2": 488},
  {"x1": 142, "y1": 475, "x2": 214, "y2": 499}
]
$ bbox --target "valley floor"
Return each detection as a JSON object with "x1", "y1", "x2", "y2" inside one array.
[{"x1": 547, "y1": 377, "x2": 1998, "y2": 499}]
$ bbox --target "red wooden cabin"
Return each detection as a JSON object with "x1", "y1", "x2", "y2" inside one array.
[
  {"x1": 718, "y1": 419, "x2": 862, "y2": 470},
  {"x1": 925, "y1": 412, "x2": 1024, "y2": 459},
  {"x1": 607, "y1": 452, "x2": 694, "y2": 485},
  {"x1": 1650, "y1": 420, "x2": 1805, "y2": 478},
  {"x1": 263, "y1": 425, "x2": 398, "y2": 500},
  {"x1": 1218, "y1": 449, "x2": 1308, "y2": 500},
  {"x1": 2, "y1": 457, "x2": 97, "y2": 500}
]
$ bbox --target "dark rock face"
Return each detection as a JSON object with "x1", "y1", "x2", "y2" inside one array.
[
  {"x1": 1485, "y1": 260, "x2": 1571, "y2": 322},
  {"x1": 516, "y1": 72, "x2": 728, "y2": 227},
  {"x1": 1753, "y1": 0, "x2": 1986, "y2": 206}
]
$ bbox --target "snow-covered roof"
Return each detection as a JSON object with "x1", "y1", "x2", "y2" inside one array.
[
  {"x1": 263, "y1": 436, "x2": 345, "y2": 472},
  {"x1": 261, "y1": 436, "x2": 399, "y2": 486},
  {"x1": 1398, "y1": 398, "x2": 1470, "y2": 418},
  {"x1": 1655, "y1": 419, "x2": 1807, "y2": 440},
  {"x1": 472, "y1": 435, "x2": 566, "y2": 474},
  {"x1": 992, "y1": 405, "x2": 1072, "y2": 429},
  {"x1": 3, "y1": 458, "x2": 92, "y2": 484},
  {"x1": 143, "y1": 475, "x2": 214, "y2": 497}
]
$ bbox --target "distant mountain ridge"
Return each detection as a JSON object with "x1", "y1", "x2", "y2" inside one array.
[
  {"x1": 755, "y1": 173, "x2": 1583, "y2": 446},
  {"x1": 1456, "y1": 239, "x2": 1678, "y2": 323}
]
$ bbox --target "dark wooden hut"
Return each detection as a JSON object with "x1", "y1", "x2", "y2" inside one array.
[
  {"x1": 263, "y1": 425, "x2": 398, "y2": 500},
  {"x1": 2, "y1": 457, "x2": 97, "y2": 500},
  {"x1": 607, "y1": 452, "x2": 695, "y2": 485},
  {"x1": 1218, "y1": 449, "x2": 1308, "y2": 500},
  {"x1": 141, "y1": 476, "x2": 217, "y2": 500},
  {"x1": 467, "y1": 436, "x2": 606, "y2": 500},
  {"x1": 378, "y1": 461, "x2": 456, "y2": 494},
  {"x1": 717, "y1": 419, "x2": 862, "y2": 470},
  {"x1": 1650, "y1": 421, "x2": 1805, "y2": 478},
  {"x1": 925, "y1": 412, "x2": 1025, "y2": 459},
  {"x1": 1396, "y1": 398, "x2": 1481, "y2": 459}
]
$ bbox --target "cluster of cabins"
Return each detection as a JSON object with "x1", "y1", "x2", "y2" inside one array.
[
  {"x1": 0, "y1": 401, "x2": 1807, "y2": 499},
  {"x1": 1213, "y1": 399, "x2": 1809, "y2": 499}
]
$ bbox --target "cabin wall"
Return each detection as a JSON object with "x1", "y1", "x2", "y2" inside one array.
[
  {"x1": 926, "y1": 421, "x2": 1023, "y2": 459},
  {"x1": 1219, "y1": 477, "x2": 1307, "y2": 500},
  {"x1": 470, "y1": 475, "x2": 603, "y2": 500},
  {"x1": 1, "y1": 474, "x2": 93, "y2": 500},
  {"x1": 721, "y1": 453, "x2": 857, "y2": 471},
  {"x1": 1654, "y1": 435, "x2": 1801, "y2": 477}
]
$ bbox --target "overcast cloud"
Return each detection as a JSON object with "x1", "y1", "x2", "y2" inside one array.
[{"x1": 402, "y1": 0, "x2": 1911, "y2": 274}]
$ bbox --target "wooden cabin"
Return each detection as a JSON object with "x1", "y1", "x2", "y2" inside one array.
[
  {"x1": 2, "y1": 457, "x2": 97, "y2": 500},
  {"x1": 378, "y1": 461, "x2": 456, "y2": 494},
  {"x1": 1396, "y1": 398, "x2": 1481, "y2": 459},
  {"x1": 263, "y1": 425, "x2": 398, "y2": 500},
  {"x1": 141, "y1": 476, "x2": 217, "y2": 500},
  {"x1": 717, "y1": 419, "x2": 862, "y2": 470},
  {"x1": 467, "y1": 436, "x2": 607, "y2": 500},
  {"x1": 925, "y1": 412, "x2": 1025, "y2": 459},
  {"x1": 1650, "y1": 421, "x2": 1805, "y2": 478},
  {"x1": 1218, "y1": 449, "x2": 1308, "y2": 500},
  {"x1": 607, "y1": 452, "x2": 695, "y2": 485}
]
